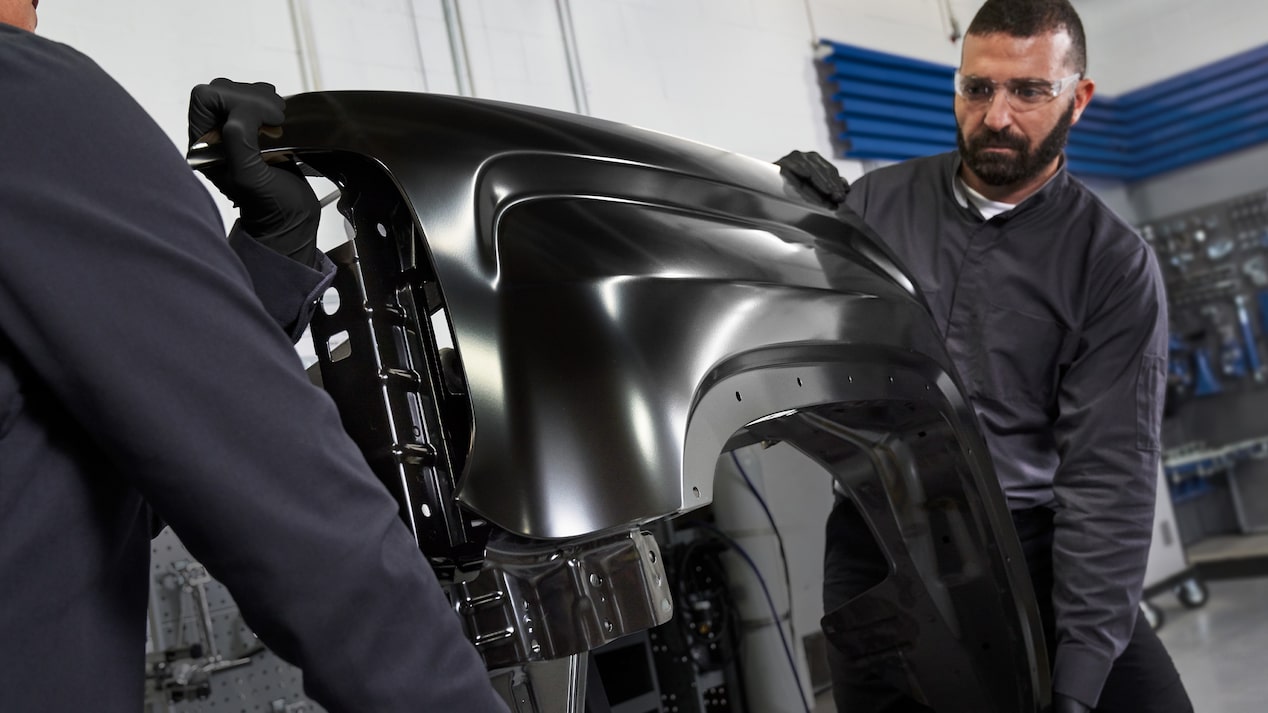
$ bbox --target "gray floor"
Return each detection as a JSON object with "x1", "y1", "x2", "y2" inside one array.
[
  {"x1": 811, "y1": 576, "x2": 1268, "y2": 712},
  {"x1": 1154, "y1": 576, "x2": 1268, "y2": 713}
]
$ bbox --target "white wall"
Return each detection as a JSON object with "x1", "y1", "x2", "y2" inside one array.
[
  {"x1": 569, "y1": 1, "x2": 828, "y2": 166},
  {"x1": 38, "y1": 2, "x2": 305, "y2": 154},
  {"x1": 34, "y1": 0, "x2": 1268, "y2": 206},
  {"x1": 1076, "y1": 0, "x2": 1267, "y2": 96},
  {"x1": 36, "y1": 0, "x2": 1268, "y2": 154},
  {"x1": 811, "y1": 0, "x2": 1268, "y2": 97}
]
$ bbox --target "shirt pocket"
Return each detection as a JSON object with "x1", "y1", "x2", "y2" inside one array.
[
  {"x1": 974, "y1": 302, "x2": 1076, "y2": 408},
  {"x1": 1136, "y1": 354, "x2": 1166, "y2": 451}
]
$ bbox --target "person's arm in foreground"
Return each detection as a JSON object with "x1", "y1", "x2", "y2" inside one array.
[
  {"x1": 188, "y1": 77, "x2": 331, "y2": 339},
  {"x1": 0, "y1": 32, "x2": 506, "y2": 713}
]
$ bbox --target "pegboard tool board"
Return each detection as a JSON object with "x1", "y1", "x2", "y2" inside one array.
[
  {"x1": 1141, "y1": 186, "x2": 1268, "y2": 404},
  {"x1": 146, "y1": 527, "x2": 321, "y2": 713}
]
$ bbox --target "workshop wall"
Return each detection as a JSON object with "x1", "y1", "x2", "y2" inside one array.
[
  {"x1": 1076, "y1": 0, "x2": 1266, "y2": 96},
  {"x1": 39, "y1": 0, "x2": 1268, "y2": 224},
  {"x1": 38, "y1": 0, "x2": 1268, "y2": 178},
  {"x1": 1129, "y1": 142, "x2": 1268, "y2": 223}
]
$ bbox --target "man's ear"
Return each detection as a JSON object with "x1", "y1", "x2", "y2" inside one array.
[{"x1": 1071, "y1": 77, "x2": 1096, "y2": 124}]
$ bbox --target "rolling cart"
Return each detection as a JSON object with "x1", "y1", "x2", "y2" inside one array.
[{"x1": 1142, "y1": 463, "x2": 1209, "y2": 630}]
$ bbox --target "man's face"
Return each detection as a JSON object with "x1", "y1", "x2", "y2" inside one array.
[
  {"x1": 0, "y1": 0, "x2": 38, "y2": 32},
  {"x1": 954, "y1": 30, "x2": 1093, "y2": 190}
]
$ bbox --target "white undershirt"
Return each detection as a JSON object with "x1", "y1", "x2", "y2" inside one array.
[{"x1": 954, "y1": 176, "x2": 1017, "y2": 220}]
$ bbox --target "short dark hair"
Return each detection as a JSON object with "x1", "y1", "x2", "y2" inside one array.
[{"x1": 966, "y1": 0, "x2": 1087, "y2": 75}]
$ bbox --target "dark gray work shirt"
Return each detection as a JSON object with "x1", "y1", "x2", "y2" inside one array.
[
  {"x1": 0, "y1": 25, "x2": 507, "y2": 713},
  {"x1": 846, "y1": 152, "x2": 1168, "y2": 706}
]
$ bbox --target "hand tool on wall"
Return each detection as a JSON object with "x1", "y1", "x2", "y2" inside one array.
[
  {"x1": 1219, "y1": 335, "x2": 1246, "y2": 379},
  {"x1": 1243, "y1": 256, "x2": 1268, "y2": 287},
  {"x1": 1234, "y1": 294, "x2": 1264, "y2": 382},
  {"x1": 1167, "y1": 335, "x2": 1193, "y2": 390},
  {"x1": 1165, "y1": 335, "x2": 1194, "y2": 417},
  {"x1": 1202, "y1": 305, "x2": 1247, "y2": 380},
  {"x1": 1193, "y1": 346, "x2": 1223, "y2": 396},
  {"x1": 1256, "y1": 290, "x2": 1268, "y2": 336}
]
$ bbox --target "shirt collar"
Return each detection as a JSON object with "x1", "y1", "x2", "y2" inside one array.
[{"x1": 945, "y1": 152, "x2": 1069, "y2": 221}]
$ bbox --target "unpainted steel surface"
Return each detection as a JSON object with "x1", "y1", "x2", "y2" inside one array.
[
  {"x1": 452, "y1": 529, "x2": 670, "y2": 668},
  {"x1": 247, "y1": 91, "x2": 1049, "y2": 711}
]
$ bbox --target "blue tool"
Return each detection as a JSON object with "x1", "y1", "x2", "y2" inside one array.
[
  {"x1": 1257, "y1": 289, "x2": 1268, "y2": 336},
  {"x1": 1193, "y1": 347, "x2": 1222, "y2": 396},
  {"x1": 1168, "y1": 334, "x2": 1193, "y2": 389},
  {"x1": 1235, "y1": 295, "x2": 1263, "y2": 380},
  {"x1": 1219, "y1": 337, "x2": 1246, "y2": 379}
]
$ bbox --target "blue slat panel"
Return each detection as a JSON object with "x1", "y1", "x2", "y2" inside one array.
[
  {"x1": 832, "y1": 80, "x2": 949, "y2": 111},
  {"x1": 1130, "y1": 95, "x2": 1268, "y2": 144},
  {"x1": 819, "y1": 39, "x2": 1268, "y2": 183},
  {"x1": 1115, "y1": 63, "x2": 1268, "y2": 124},
  {"x1": 1129, "y1": 78, "x2": 1268, "y2": 133},
  {"x1": 839, "y1": 135, "x2": 954, "y2": 159},
  {"x1": 842, "y1": 117, "x2": 956, "y2": 144},
  {"x1": 1132, "y1": 123, "x2": 1268, "y2": 180},
  {"x1": 1115, "y1": 44, "x2": 1268, "y2": 108},
  {"x1": 834, "y1": 100, "x2": 953, "y2": 130}
]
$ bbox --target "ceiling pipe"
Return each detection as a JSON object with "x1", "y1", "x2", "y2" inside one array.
[{"x1": 555, "y1": 0, "x2": 590, "y2": 115}]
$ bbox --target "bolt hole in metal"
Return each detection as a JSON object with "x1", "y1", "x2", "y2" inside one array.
[
  {"x1": 375, "y1": 222, "x2": 388, "y2": 237},
  {"x1": 796, "y1": 377, "x2": 803, "y2": 387},
  {"x1": 326, "y1": 330, "x2": 351, "y2": 362},
  {"x1": 589, "y1": 573, "x2": 603, "y2": 587},
  {"x1": 734, "y1": 391, "x2": 742, "y2": 402},
  {"x1": 692, "y1": 487, "x2": 700, "y2": 498},
  {"x1": 320, "y1": 286, "x2": 340, "y2": 315},
  {"x1": 421, "y1": 503, "x2": 432, "y2": 518}
]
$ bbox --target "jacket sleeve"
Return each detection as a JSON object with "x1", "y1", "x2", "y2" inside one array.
[
  {"x1": 227, "y1": 222, "x2": 335, "y2": 342},
  {"x1": 1049, "y1": 241, "x2": 1168, "y2": 707},
  {"x1": 0, "y1": 32, "x2": 506, "y2": 713}
]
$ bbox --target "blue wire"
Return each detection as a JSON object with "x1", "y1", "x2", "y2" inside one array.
[
  {"x1": 728, "y1": 452, "x2": 803, "y2": 687},
  {"x1": 729, "y1": 451, "x2": 797, "y2": 624},
  {"x1": 698, "y1": 521, "x2": 813, "y2": 713}
]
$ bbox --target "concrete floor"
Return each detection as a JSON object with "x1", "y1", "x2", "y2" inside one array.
[
  {"x1": 1154, "y1": 576, "x2": 1268, "y2": 713},
  {"x1": 810, "y1": 576, "x2": 1268, "y2": 712}
]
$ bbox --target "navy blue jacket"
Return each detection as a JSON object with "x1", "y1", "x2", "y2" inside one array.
[{"x1": 0, "y1": 24, "x2": 507, "y2": 713}]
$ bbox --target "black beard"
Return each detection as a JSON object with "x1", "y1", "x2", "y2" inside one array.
[{"x1": 957, "y1": 100, "x2": 1075, "y2": 187}]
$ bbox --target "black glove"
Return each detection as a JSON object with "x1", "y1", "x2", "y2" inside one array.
[
  {"x1": 775, "y1": 149, "x2": 849, "y2": 209},
  {"x1": 188, "y1": 78, "x2": 320, "y2": 266},
  {"x1": 1052, "y1": 693, "x2": 1092, "y2": 713}
]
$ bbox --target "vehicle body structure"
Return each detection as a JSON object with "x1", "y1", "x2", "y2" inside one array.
[{"x1": 237, "y1": 91, "x2": 1049, "y2": 712}]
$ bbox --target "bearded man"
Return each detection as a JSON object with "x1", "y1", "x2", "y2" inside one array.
[{"x1": 782, "y1": 1, "x2": 1193, "y2": 711}]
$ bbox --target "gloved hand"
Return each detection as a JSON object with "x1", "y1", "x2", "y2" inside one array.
[
  {"x1": 775, "y1": 149, "x2": 849, "y2": 209},
  {"x1": 1052, "y1": 693, "x2": 1092, "y2": 713},
  {"x1": 188, "y1": 78, "x2": 320, "y2": 266}
]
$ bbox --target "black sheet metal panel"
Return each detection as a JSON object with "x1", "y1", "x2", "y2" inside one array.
[{"x1": 258, "y1": 91, "x2": 1048, "y2": 711}]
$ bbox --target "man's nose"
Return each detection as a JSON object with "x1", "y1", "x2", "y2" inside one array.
[{"x1": 983, "y1": 91, "x2": 1014, "y2": 131}]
